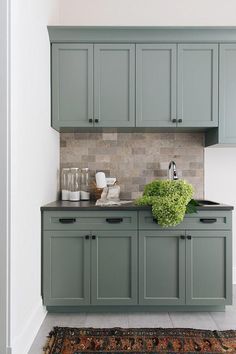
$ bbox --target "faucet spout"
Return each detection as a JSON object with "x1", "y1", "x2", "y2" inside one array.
[{"x1": 168, "y1": 161, "x2": 178, "y2": 180}]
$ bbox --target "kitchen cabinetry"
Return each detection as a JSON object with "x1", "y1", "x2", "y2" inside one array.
[
  {"x1": 42, "y1": 211, "x2": 138, "y2": 306},
  {"x1": 42, "y1": 205, "x2": 233, "y2": 311},
  {"x1": 206, "y1": 44, "x2": 236, "y2": 145},
  {"x1": 43, "y1": 230, "x2": 90, "y2": 306},
  {"x1": 177, "y1": 44, "x2": 218, "y2": 127},
  {"x1": 139, "y1": 230, "x2": 185, "y2": 305},
  {"x1": 51, "y1": 43, "x2": 135, "y2": 130},
  {"x1": 52, "y1": 44, "x2": 93, "y2": 130},
  {"x1": 94, "y1": 44, "x2": 135, "y2": 127},
  {"x1": 136, "y1": 44, "x2": 177, "y2": 127},
  {"x1": 49, "y1": 27, "x2": 236, "y2": 144},
  {"x1": 186, "y1": 230, "x2": 232, "y2": 305},
  {"x1": 139, "y1": 212, "x2": 232, "y2": 307},
  {"x1": 136, "y1": 44, "x2": 218, "y2": 128},
  {"x1": 91, "y1": 230, "x2": 137, "y2": 305}
]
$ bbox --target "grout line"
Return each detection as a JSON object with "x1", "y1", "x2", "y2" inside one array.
[
  {"x1": 168, "y1": 312, "x2": 175, "y2": 327},
  {"x1": 208, "y1": 312, "x2": 221, "y2": 330}
]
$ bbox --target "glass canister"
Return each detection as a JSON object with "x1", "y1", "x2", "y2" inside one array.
[
  {"x1": 61, "y1": 168, "x2": 71, "y2": 201},
  {"x1": 80, "y1": 168, "x2": 90, "y2": 200},
  {"x1": 69, "y1": 167, "x2": 80, "y2": 201}
]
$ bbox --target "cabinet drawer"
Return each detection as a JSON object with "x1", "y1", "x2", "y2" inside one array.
[
  {"x1": 139, "y1": 210, "x2": 232, "y2": 230},
  {"x1": 43, "y1": 211, "x2": 137, "y2": 230}
]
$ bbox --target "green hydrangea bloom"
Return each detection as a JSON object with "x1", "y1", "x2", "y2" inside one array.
[{"x1": 135, "y1": 179, "x2": 194, "y2": 227}]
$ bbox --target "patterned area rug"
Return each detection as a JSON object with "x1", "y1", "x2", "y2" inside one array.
[{"x1": 43, "y1": 327, "x2": 236, "y2": 353}]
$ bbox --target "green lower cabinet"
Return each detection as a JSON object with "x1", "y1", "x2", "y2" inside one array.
[
  {"x1": 43, "y1": 231, "x2": 90, "y2": 306},
  {"x1": 91, "y1": 230, "x2": 138, "y2": 305},
  {"x1": 186, "y1": 230, "x2": 232, "y2": 305},
  {"x1": 139, "y1": 230, "x2": 186, "y2": 305}
]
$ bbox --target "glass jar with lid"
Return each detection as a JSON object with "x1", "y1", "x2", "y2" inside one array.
[
  {"x1": 69, "y1": 167, "x2": 80, "y2": 201},
  {"x1": 80, "y1": 168, "x2": 90, "y2": 200},
  {"x1": 61, "y1": 168, "x2": 71, "y2": 201}
]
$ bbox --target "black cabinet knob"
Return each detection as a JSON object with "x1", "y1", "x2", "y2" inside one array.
[
  {"x1": 94, "y1": 118, "x2": 99, "y2": 123},
  {"x1": 89, "y1": 118, "x2": 93, "y2": 123},
  {"x1": 180, "y1": 235, "x2": 185, "y2": 240},
  {"x1": 172, "y1": 118, "x2": 177, "y2": 123},
  {"x1": 92, "y1": 235, "x2": 96, "y2": 240},
  {"x1": 85, "y1": 235, "x2": 90, "y2": 240},
  {"x1": 187, "y1": 235, "x2": 192, "y2": 240},
  {"x1": 178, "y1": 119, "x2": 183, "y2": 123}
]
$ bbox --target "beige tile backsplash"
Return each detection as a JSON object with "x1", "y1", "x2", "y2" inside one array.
[{"x1": 60, "y1": 132, "x2": 204, "y2": 200}]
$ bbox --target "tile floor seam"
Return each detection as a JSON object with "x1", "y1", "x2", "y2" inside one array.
[
  {"x1": 168, "y1": 312, "x2": 175, "y2": 328},
  {"x1": 208, "y1": 312, "x2": 221, "y2": 330}
]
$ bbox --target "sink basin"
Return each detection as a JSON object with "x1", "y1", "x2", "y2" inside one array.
[{"x1": 196, "y1": 200, "x2": 220, "y2": 206}]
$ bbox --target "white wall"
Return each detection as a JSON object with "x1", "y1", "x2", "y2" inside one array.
[
  {"x1": 57, "y1": 0, "x2": 236, "y2": 283},
  {"x1": 10, "y1": 0, "x2": 59, "y2": 353},
  {"x1": 205, "y1": 149, "x2": 236, "y2": 283},
  {"x1": 58, "y1": 0, "x2": 236, "y2": 26}
]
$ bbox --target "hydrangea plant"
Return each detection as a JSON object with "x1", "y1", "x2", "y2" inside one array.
[{"x1": 135, "y1": 179, "x2": 197, "y2": 227}]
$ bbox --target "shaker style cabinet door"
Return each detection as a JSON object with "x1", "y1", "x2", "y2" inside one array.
[
  {"x1": 177, "y1": 44, "x2": 218, "y2": 127},
  {"x1": 91, "y1": 230, "x2": 138, "y2": 305},
  {"x1": 136, "y1": 44, "x2": 177, "y2": 127},
  {"x1": 139, "y1": 231, "x2": 185, "y2": 305},
  {"x1": 94, "y1": 44, "x2": 135, "y2": 127},
  {"x1": 219, "y1": 44, "x2": 236, "y2": 143},
  {"x1": 186, "y1": 231, "x2": 232, "y2": 305},
  {"x1": 43, "y1": 231, "x2": 90, "y2": 306},
  {"x1": 51, "y1": 44, "x2": 93, "y2": 130}
]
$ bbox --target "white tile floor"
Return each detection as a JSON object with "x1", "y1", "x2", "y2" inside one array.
[{"x1": 29, "y1": 286, "x2": 236, "y2": 353}]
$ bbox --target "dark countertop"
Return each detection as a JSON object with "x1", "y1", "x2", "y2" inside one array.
[{"x1": 41, "y1": 200, "x2": 234, "y2": 211}]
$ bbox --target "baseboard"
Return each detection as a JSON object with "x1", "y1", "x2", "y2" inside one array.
[
  {"x1": 233, "y1": 267, "x2": 236, "y2": 285},
  {"x1": 11, "y1": 301, "x2": 47, "y2": 354}
]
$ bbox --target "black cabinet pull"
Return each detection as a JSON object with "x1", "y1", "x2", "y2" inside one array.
[
  {"x1": 172, "y1": 118, "x2": 177, "y2": 123},
  {"x1": 59, "y1": 218, "x2": 76, "y2": 224},
  {"x1": 178, "y1": 118, "x2": 183, "y2": 123},
  {"x1": 89, "y1": 118, "x2": 93, "y2": 123},
  {"x1": 94, "y1": 118, "x2": 99, "y2": 123},
  {"x1": 106, "y1": 218, "x2": 123, "y2": 224},
  {"x1": 92, "y1": 235, "x2": 96, "y2": 240},
  {"x1": 180, "y1": 235, "x2": 185, "y2": 240},
  {"x1": 200, "y1": 218, "x2": 217, "y2": 224},
  {"x1": 187, "y1": 235, "x2": 192, "y2": 240},
  {"x1": 85, "y1": 235, "x2": 90, "y2": 240}
]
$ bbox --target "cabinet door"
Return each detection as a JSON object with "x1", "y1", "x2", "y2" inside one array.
[
  {"x1": 186, "y1": 230, "x2": 232, "y2": 305},
  {"x1": 91, "y1": 230, "x2": 137, "y2": 305},
  {"x1": 177, "y1": 44, "x2": 218, "y2": 127},
  {"x1": 219, "y1": 44, "x2": 236, "y2": 143},
  {"x1": 94, "y1": 44, "x2": 135, "y2": 127},
  {"x1": 136, "y1": 44, "x2": 177, "y2": 127},
  {"x1": 43, "y1": 231, "x2": 90, "y2": 306},
  {"x1": 139, "y1": 230, "x2": 185, "y2": 305},
  {"x1": 52, "y1": 44, "x2": 93, "y2": 130}
]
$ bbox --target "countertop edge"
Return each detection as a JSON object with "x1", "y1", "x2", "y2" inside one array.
[{"x1": 41, "y1": 201, "x2": 234, "y2": 212}]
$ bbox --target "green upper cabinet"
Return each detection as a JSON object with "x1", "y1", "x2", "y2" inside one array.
[
  {"x1": 136, "y1": 43, "x2": 218, "y2": 128},
  {"x1": 177, "y1": 44, "x2": 218, "y2": 127},
  {"x1": 206, "y1": 44, "x2": 236, "y2": 146},
  {"x1": 136, "y1": 44, "x2": 177, "y2": 127},
  {"x1": 52, "y1": 44, "x2": 93, "y2": 130},
  {"x1": 94, "y1": 44, "x2": 135, "y2": 127},
  {"x1": 186, "y1": 231, "x2": 232, "y2": 306},
  {"x1": 91, "y1": 230, "x2": 138, "y2": 305},
  {"x1": 219, "y1": 44, "x2": 236, "y2": 143}
]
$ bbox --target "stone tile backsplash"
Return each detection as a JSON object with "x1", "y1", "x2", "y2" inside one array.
[{"x1": 60, "y1": 132, "x2": 204, "y2": 200}]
